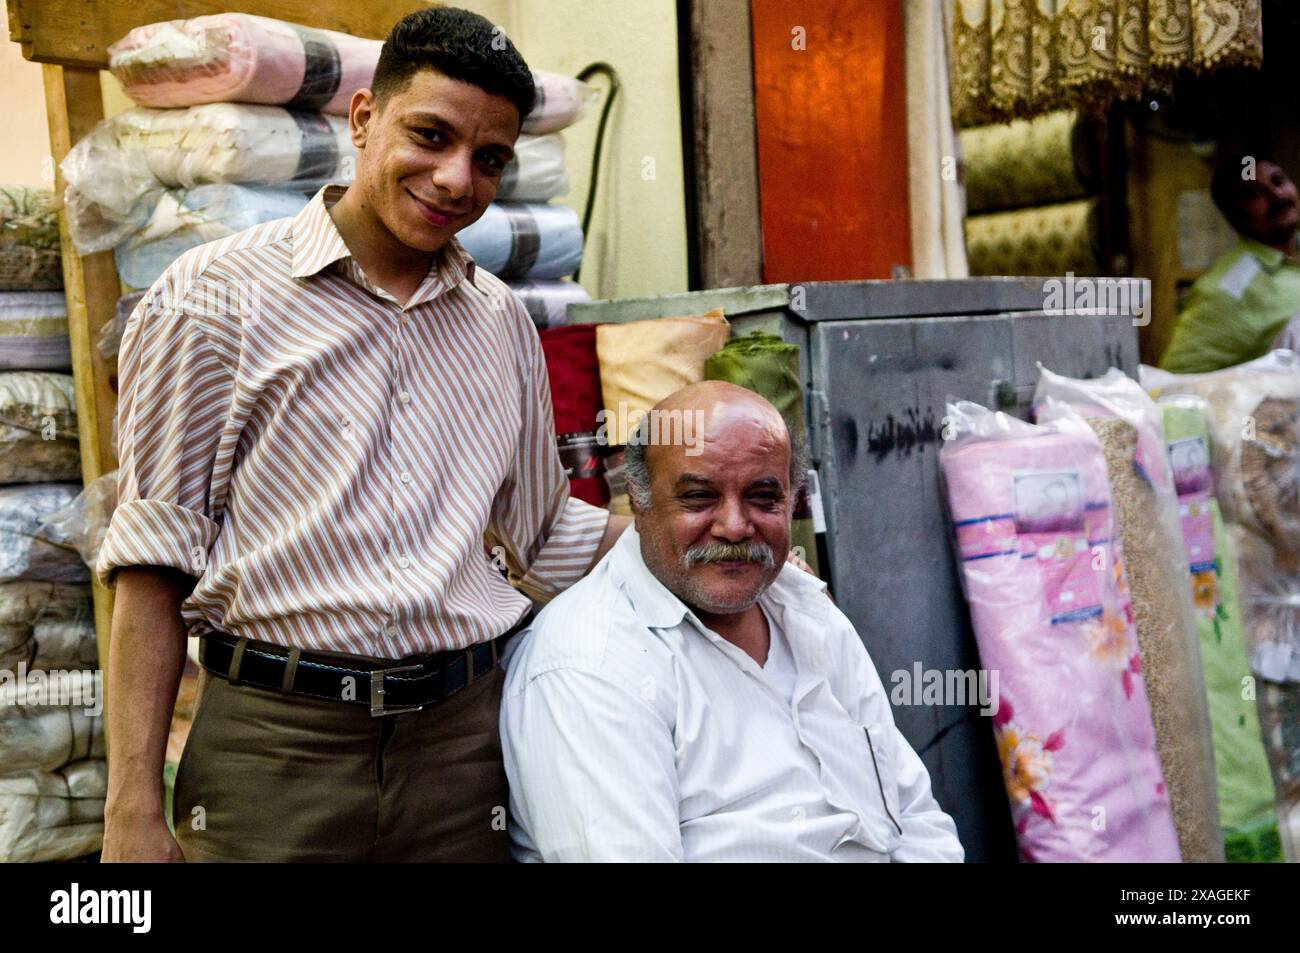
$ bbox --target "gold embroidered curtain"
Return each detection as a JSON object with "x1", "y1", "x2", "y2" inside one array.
[{"x1": 950, "y1": 0, "x2": 1264, "y2": 126}]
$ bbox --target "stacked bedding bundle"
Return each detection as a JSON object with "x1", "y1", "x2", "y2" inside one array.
[
  {"x1": 0, "y1": 187, "x2": 62, "y2": 293},
  {"x1": 939, "y1": 401, "x2": 1180, "y2": 861},
  {"x1": 0, "y1": 183, "x2": 100, "y2": 862},
  {"x1": 1143, "y1": 352, "x2": 1300, "y2": 861},
  {"x1": 1034, "y1": 368, "x2": 1224, "y2": 861}
]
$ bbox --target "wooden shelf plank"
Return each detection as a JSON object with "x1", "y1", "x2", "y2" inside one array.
[{"x1": 10, "y1": 0, "x2": 439, "y2": 69}]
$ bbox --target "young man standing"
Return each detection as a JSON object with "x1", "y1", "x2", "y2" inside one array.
[{"x1": 97, "y1": 7, "x2": 626, "y2": 862}]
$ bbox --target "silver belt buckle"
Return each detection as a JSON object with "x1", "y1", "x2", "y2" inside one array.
[{"x1": 369, "y1": 663, "x2": 427, "y2": 717}]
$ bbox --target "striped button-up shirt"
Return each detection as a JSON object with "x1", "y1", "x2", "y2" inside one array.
[{"x1": 96, "y1": 184, "x2": 610, "y2": 657}]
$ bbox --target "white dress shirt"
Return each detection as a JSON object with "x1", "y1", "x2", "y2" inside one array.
[{"x1": 500, "y1": 526, "x2": 964, "y2": 863}]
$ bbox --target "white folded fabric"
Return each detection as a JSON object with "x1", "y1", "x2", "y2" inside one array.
[
  {"x1": 0, "y1": 484, "x2": 89, "y2": 583},
  {"x1": 62, "y1": 104, "x2": 353, "y2": 254},
  {"x1": 0, "y1": 581, "x2": 94, "y2": 671},
  {"x1": 0, "y1": 699, "x2": 103, "y2": 775},
  {"x1": 0, "y1": 759, "x2": 106, "y2": 863}
]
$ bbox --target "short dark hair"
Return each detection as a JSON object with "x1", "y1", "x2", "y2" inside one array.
[
  {"x1": 1211, "y1": 150, "x2": 1276, "y2": 232},
  {"x1": 371, "y1": 7, "x2": 535, "y2": 123}
]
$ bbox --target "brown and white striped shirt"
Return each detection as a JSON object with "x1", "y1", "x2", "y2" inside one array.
[{"x1": 96, "y1": 184, "x2": 610, "y2": 657}]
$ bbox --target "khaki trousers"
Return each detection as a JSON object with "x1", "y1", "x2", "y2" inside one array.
[{"x1": 172, "y1": 651, "x2": 510, "y2": 862}]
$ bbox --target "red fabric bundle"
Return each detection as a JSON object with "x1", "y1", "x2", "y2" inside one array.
[{"x1": 539, "y1": 324, "x2": 609, "y2": 506}]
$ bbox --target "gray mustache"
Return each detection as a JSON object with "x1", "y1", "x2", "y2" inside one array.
[{"x1": 683, "y1": 541, "x2": 775, "y2": 570}]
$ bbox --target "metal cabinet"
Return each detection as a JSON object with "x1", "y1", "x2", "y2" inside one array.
[{"x1": 570, "y1": 277, "x2": 1147, "y2": 861}]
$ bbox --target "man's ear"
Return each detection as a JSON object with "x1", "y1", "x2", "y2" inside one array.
[{"x1": 350, "y1": 88, "x2": 376, "y2": 150}]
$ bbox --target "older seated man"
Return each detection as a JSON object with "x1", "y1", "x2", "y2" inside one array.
[{"x1": 500, "y1": 381, "x2": 963, "y2": 862}]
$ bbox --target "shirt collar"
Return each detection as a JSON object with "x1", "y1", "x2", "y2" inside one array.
[
  {"x1": 290, "y1": 184, "x2": 479, "y2": 291},
  {"x1": 611, "y1": 524, "x2": 831, "y2": 631},
  {"x1": 1240, "y1": 237, "x2": 1288, "y2": 272}
]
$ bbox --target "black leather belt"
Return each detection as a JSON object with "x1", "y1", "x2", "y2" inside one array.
[{"x1": 198, "y1": 614, "x2": 530, "y2": 717}]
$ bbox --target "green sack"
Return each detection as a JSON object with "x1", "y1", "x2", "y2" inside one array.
[{"x1": 1161, "y1": 396, "x2": 1281, "y2": 861}]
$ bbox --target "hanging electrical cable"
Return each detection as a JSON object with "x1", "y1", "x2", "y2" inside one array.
[{"x1": 573, "y1": 62, "x2": 621, "y2": 284}]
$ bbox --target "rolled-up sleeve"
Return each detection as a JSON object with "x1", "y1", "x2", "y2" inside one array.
[
  {"x1": 487, "y1": 300, "x2": 609, "y2": 602},
  {"x1": 95, "y1": 287, "x2": 233, "y2": 588}
]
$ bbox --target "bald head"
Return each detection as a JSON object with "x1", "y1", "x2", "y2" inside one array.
[
  {"x1": 624, "y1": 381, "x2": 805, "y2": 511},
  {"x1": 626, "y1": 381, "x2": 804, "y2": 617}
]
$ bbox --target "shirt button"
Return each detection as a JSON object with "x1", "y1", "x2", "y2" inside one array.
[
  {"x1": 398, "y1": 391, "x2": 412, "y2": 404},
  {"x1": 385, "y1": 624, "x2": 398, "y2": 637},
  {"x1": 397, "y1": 556, "x2": 410, "y2": 569},
  {"x1": 400, "y1": 471, "x2": 412, "y2": 484}
]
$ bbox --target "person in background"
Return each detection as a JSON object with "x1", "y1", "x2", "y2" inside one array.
[
  {"x1": 96, "y1": 7, "x2": 629, "y2": 862},
  {"x1": 500, "y1": 381, "x2": 964, "y2": 862},
  {"x1": 1160, "y1": 153, "x2": 1300, "y2": 374}
]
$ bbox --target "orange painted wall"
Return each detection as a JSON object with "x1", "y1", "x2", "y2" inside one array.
[{"x1": 751, "y1": 0, "x2": 911, "y2": 282}]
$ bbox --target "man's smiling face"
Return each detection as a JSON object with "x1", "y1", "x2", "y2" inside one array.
[
  {"x1": 635, "y1": 391, "x2": 795, "y2": 617},
  {"x1": 351, "y1": 67, "x2": 519, "y2": 254}
]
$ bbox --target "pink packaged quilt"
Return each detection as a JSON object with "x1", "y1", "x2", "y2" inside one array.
[
  {"x1": 109, "y1": 14, "x2": 381, "y2": 116},
  {"x1": 109, "y1": 14, "x2": 590, "y2": 133},
  {"x1": 940, "y1": 402, "x2": 1180, "y2": 861}
]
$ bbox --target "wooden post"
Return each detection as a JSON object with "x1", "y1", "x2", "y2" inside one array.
[
  {"x1": 684, "y1": 0, "x2": 764, "y2": 289},
  {"x1": 42, "y1": 63, "x2": 120, "y2": 672}
]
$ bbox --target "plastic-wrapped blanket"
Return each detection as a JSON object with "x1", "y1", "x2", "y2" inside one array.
[
  {"x1": 457, "y1": 203, "x2": 583, "y2": 280},
  {"x1": 0, "y1": 484, "x2": 89, "y2": 584},
  {"x1": 1160, "y1": 395, "x2": 1280, "y2": 861},
  {"x1": 62, "y1": 104, "x2": 354, "y2": 254},
  {"x1": 0, "y1": 581, "x2": 95, "y2": 671},
  {"x1": 0, "y1": 292, "x2": 71, "y2": 371},
  {"x1": 1034, "y1": 368, "x2": 1223, "y2": 861},
  {"x1": 1231, "y1": 524, "x2": 1300, "y2": 860},
  {"x1": 1142, "y1": 352, "x2": 1300, "y2": 861},
  {"x1": 0, "y1": 372, "x2": 80, "y2": 484},
  {"x1": 35, "y1": 470, "x2": 119, "y2": 575},
  {"x1": 0, "y1": 186, "x2": 61, "y2": 292},
  {"x1": 115, "y1": 184, "x2": 311, "y2": 289},
  {"x1": 107, "y1": 15, "x2": 588, "y2": 132},
  {"x1": 1142, "y1": 351, "x2": 1300, "y2": 539},
  {"x1": 108, "y1": 13, "x2": 382, "y2": 116},
  {"x1": 525, "y1": 71, "x2": 592, "y2": 134},
  {"x1": 508, "y1": 279, "x2": 590, "y2": 329},
  {"x1": 0, "y1": 674, "x2": 104, "y2": 774},
  {"x1": 939, "y1": 401, "x2": 1179, "y2": 862},
  {"x1": 0, "y1": 759, "x2": 106, "y2": 863},
  {"x1": 497, "y1": 134, "x2": 569, "y2": 202}
]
